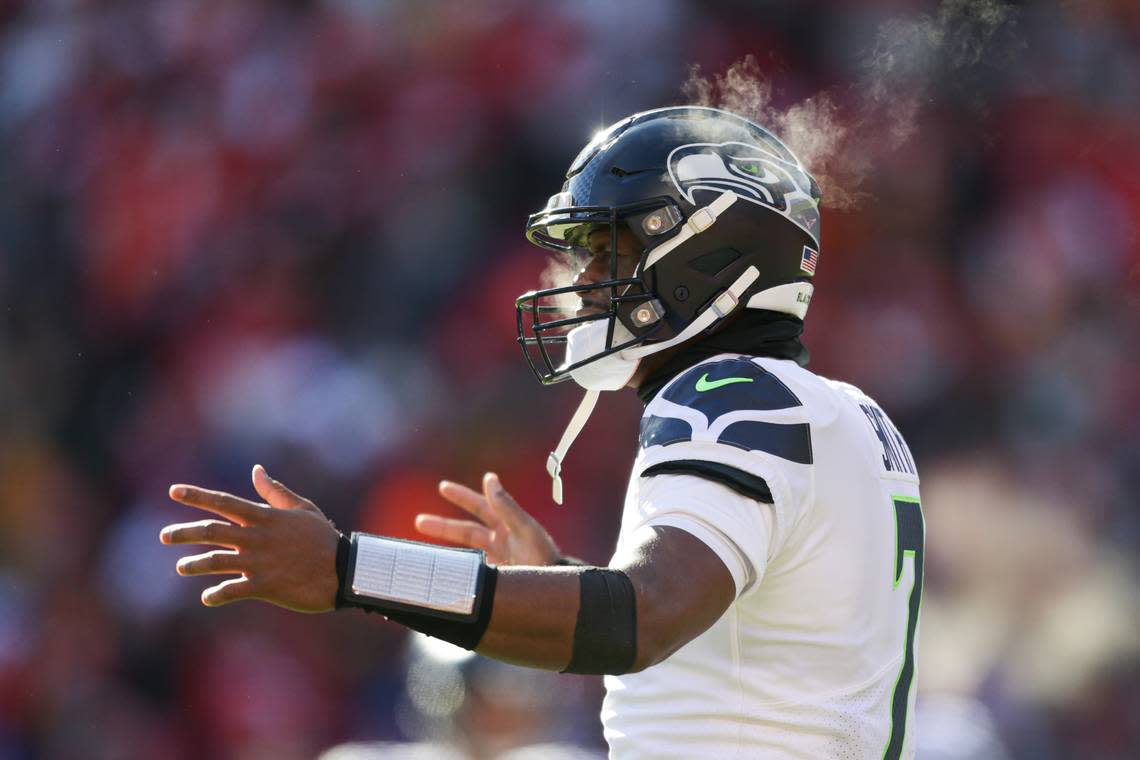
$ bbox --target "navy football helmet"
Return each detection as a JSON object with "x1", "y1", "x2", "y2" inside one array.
[{"x1": 516, "y1": 106, "x2": 823, "y2": 386}]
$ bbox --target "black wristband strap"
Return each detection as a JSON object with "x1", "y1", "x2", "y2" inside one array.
[{"x1": 334, "y1": 532, "x2": 351, "y2": 609}]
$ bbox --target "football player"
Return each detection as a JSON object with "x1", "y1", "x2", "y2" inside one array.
[{"x1": 161, "y1": 107, "x2": 924, "y2": 759}]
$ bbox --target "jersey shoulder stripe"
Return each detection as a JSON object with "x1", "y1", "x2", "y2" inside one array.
[
  {"x1": 641, "y1": 459, "x2": 774, "y2": 503},
  {"x1": 718, "y1": 419, "x2": 812, "y2": 464},
  {"x1": 639, "y1": 415, "x2": 693, "y2": 448}
]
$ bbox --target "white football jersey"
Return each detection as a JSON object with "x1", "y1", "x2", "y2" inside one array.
[{"x1": 602, "y1": 355, "x2": 924, "y2": 760}]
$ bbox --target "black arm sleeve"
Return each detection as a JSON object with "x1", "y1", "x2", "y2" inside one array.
[{"x1": 562, "y1": 568, "x2": 638, "y2": 675}]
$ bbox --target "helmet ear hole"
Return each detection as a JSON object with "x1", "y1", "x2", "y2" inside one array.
[{"x1": 689, "y1": 247, "x2": 743, "y2": 277}]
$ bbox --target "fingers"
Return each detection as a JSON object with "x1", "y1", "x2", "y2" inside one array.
[
  {"x1": 176, "y1": 549, "x2": 246, "y2": 577},
  {"x1": 414, "y1": 514, "x2": 494, "y2": 551},
  {"x1": 251, "y1": 465, "x2": 315, "y2": 512},
  {"x1": 438, "y1": 474, "x2": 532, "y2": 534},
  {"x1": 160, "y1": 519, "x2": 244, "y2": 548},
  {"x1": 438, "y1": 480, "x2": 498, "y2": 526},
  {"x1": 202, "y1": 576, "x2": 258, "y2": 607},
  {"x1": 169, "y1": 484, "x2": 264, "y2": 526},
  {"x1": 177, "y1": 552, "x2": 259, "y2": 606},
  {"x1": 481, "y1": 473, "x2": 531, "y2": 533}
]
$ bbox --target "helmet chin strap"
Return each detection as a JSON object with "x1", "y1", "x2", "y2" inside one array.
[
  {"x1": 546, "y1": 389, "x2": 600, "y2": 505},
  {"x1": 640, "y1": 190, "x2": 738, "y2": 272},
  {"x1": 623, "y1": 265, "x2": 759, "y2": 360},
  {"x1": 545, "y1": 263, "x2": 761, "y2": 505}
]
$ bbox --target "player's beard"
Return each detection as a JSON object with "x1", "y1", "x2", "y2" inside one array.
[{"x1": 562, "y1": 317, "x2": 641, "y2": 392}]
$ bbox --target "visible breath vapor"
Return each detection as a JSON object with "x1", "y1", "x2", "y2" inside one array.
[
  {"x1": 539, "y1": 256, "x2": 583, "y2": 312},
  {"x1": 682, "y1": 0, "x2": 1018, "y2": 210}
]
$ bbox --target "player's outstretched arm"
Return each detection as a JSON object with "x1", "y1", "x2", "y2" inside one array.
[
  {"x1": 414, "y1": 473, "x2": 562, "y2": 567},
  {"x1": 161, "y1": 468, "x2": 736, "y2": 674}
]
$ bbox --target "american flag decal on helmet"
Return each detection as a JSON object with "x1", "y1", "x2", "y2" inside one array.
[{"x1": 800, "y1": 245, "x2": 819, "y2": 275}]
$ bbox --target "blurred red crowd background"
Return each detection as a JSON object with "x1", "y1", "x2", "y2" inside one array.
[{"x1": 0, "y1": 1, "x2": 1137, "y2": 758}]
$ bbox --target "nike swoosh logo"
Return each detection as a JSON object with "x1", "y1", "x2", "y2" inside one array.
[{"x1": 695, "y1": 373, "x2": 755, "y2": 392}]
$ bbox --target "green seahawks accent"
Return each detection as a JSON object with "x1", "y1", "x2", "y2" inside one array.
[{"x1": 695, "y1": 373, "x2": 755, "y2": 392}]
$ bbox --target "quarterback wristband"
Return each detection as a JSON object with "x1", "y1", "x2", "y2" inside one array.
[{"x1": 336, "y1": 532, "x2": 498, "y2": 650}]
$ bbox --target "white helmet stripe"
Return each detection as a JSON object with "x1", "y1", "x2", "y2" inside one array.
[{"x1": 746, "y1": 282, "x2": 814, "y2": 319}]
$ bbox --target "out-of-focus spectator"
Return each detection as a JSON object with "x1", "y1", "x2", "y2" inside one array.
[{"x1": 319, "y1": 633, "x2": 603, "y2": 760}]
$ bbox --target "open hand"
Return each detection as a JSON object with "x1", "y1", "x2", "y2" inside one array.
[
  {"x1": 415, "y1": 473, "x2": 561, "y2": 566},
  {"x1": 160, "y1": 465, "x2": 340, "y2": 612}
]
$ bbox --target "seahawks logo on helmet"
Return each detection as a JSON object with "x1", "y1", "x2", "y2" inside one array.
[{"x1": 667, "y1": 141, "x2": 821, "y2": 245}]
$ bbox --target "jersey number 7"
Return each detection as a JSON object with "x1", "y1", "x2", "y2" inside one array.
[{"x1": 883, "y1": 496, "x2": 924, "y2": 760}]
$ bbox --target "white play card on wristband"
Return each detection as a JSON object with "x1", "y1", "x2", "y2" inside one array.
[{"x1": 347, "y1": 533, "x2": 484, "y2": 620}]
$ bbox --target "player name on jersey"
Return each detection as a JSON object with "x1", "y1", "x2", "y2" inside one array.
[{"x1": 859, "y1": 403, "x2": 917, "y2": 476}]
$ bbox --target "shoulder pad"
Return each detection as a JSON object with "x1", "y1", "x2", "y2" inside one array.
[
  {"x1": 660, "y1": 357, "x2": 802, "y2": 421},
  {"x1": 640, "y1": 357, "x2": 812, "y2": 465}
]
